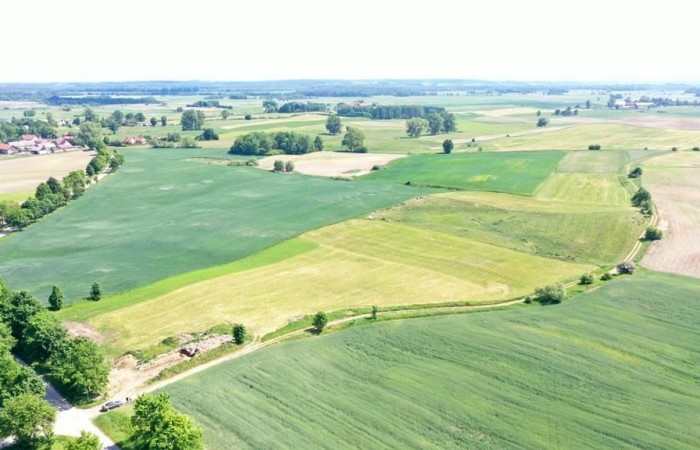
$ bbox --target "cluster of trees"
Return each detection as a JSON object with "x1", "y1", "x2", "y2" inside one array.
[
  {"x1": 553, "y1": 106, "x2": 578, "y2": 116},
  {"x1": 130, "y1": 393, "x2": 204, "y2": 450},
  {"x1": 628, "y1": 167, "x2": 642, "y2": 178},
  {"x1": 644, "y1": 225, "x2": 663, "y2": 241},
  {"x1": 103, "y1": 110, "x2": 167, "y2": 134},
  {"x1": 150, "y1": 133, "x2": 198, "y2": 149},
  {"x1": 632, "y1": 187, "x2": 653, "y2": 214},
  {"x1": 186, "y1": 100, "x2": 232, "y2": 109},
  {"x1": 341, "y1": 127, "x2": 366, "y2": 152},
  {"x1": 1, "y1": 171, "x2": 87, "y2": 229},
  {"x1": 336, "y1": 104, "x2": 446, "y2": 120},
  {"x1": 230, "y1": 132, "x2": 323, "y2": 156},
  {"x1": 263, "y1": 100, "x2": 278, "y2": 113},
  {"x1": 181, "y1": 110, "x2": 206, "y2": 131},
  {"x1": 87, "y1": 148, "x2": 124, "y2": 176},
  {"x1": 46, "y1": 95, "x2": 157, "y2": 106},
  {"x1": 533, "y1": 284, "x2": 566, "y2": 305},
  {"x1": 405, "y1": 112, "x2": 457, "y2": 138},
  {"x1": 537, "y1": 117, "x2": 549, "y2": 127},
  {"x1": 195, "y1": 128, "x2": 219, "y2": 141},
  {"x1": 0, "y1": 118, "x2": 57, "y2": 141},
  {"x1": 278, "y1": 102, "x2": 327, "y2": 113},
  {"x1": 588, "y1": 144, "x2": 602, "y2": 151},
  {"x1": 272, "y1": 160, "x2": 295, "y2": 173}
]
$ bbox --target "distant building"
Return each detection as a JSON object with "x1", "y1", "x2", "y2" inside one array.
[{"x1": 0, "y1": 144, "x2": 17, "y2": 155}]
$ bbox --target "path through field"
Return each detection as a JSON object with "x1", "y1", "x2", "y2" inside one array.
[{"x1": 642, "y1": 152, "x2": 700, "y2": 278}]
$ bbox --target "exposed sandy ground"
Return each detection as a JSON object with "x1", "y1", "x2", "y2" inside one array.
[
  {"x1": 65, "y1": 321, "x2": 105, "y2": 343},
  {"x1": 619, "y1": 115, "x2": 700, "y2": 131},
  {"x1": 0, "y1": 151, "x2": 94, "y2": 194},
  {"x1": 257, "y1": 151, "x2": 406, "y2": 177},
  {"x1": 642, "y1": 152, "x2": 700, "y2": 278}
]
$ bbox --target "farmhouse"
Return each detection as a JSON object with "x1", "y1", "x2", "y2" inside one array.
[
  {"x1": 1, "y1": 135, "x2": 77, "y2": 155},
  {"x1": 0, "y1": 144, "x2": 17, "y2": 155},
  {"x1": 122, "y1": 136, "x2": 147, "y2": 145}
]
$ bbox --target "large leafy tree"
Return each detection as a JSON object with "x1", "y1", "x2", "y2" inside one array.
[
  {"x1": 180, "y1": 110, "x2": 205, "y2": 131},
  {"x1": 49, "y1": 337, "x2": 109, "y2": 398},
  {"x1": 341, "y1": 127, "x2": 365, "y2": 152},
  {"x1": 132, "y1": 393, "x2": 204, "y2": 450},
  {"x1": 0, "y1": 394, "x2": 55, "y2": 447},
  {"x1": 325, "y1": 115, "x2": 342, "y2": 135},
  {"x1": 78, "y1": 121, "x2": 106, "y2": 151},
  {"x1": 406, "y1": 117, "x2": 428, "y2": 138},
  {"x1": 66, "y1": 431, "x2": 102, "y2": 450},
  {"x1": 22, "y1": 310, "x2": 68, "y2": 361},
  {"x1": 426, "y1": 112, "x2": 444, "y2": 135},
  {"x1": 2, "y1": 290, "x2": 43, "y2": 340},
  {"x1": 0, "y1": 349, "x2": 45, "y2": 407}
]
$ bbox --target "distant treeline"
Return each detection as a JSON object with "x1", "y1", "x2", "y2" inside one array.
[
  {"x1": 229, "y1": 131, "x2": 321, "y2": 156},
  {"x1": 186, "y1": 100, "x2": 233, "y2": 109},
  {"x1": 336, "y1": 104, "x2": 446, "y2": 119},
  {"x1": 278, "y1": 102, "x2": 328, "y2": 113},
  {"x1": 46, "y1": 95, "x2": 159, "y2": 106}
]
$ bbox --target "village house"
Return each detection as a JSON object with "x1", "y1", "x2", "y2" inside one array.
[
  {"x1": 122, "y1": 136, "x2": 147, "y2": 145},
  {"x1": 1, "y1": 135, "x2": 76, "y2": 155}
]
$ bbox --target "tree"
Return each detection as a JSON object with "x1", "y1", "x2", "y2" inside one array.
[
  {"x1": 631, "y1": 188, "x2": 651, "y2": 207},
  {"x1": 585, "y1": 99, "x2": 592, "y2": 109},
  {"x1": 536, "y1": 117, "x2": 549, "y2": 127},
  {"x1": 628, "y1": 167, "x2": 642, "y2": 178},
  {"x1": 134, "y1": 112, "x2": 146, "y2": 122},
  {"x1": 89, "y1": 282, "x2": 101, "y2": 301},
  {"x1": 49, "y1": 337, "x2": 109, "y2": 398},
  {"x1": 262, "y1": 100, "x2": 278, "y2": 113},
  {"x1": 221, "y1": 110, "x2": 231, "y2": 120},
  {"x1": 83, "y1": 108, "x2": 98, "y2": 122},
  {"x1": 426, "y1": 112, "x2": 444, "y2": 135},
  {"x1": 0, "y1": 322, "x2": 15, "y2": 350},
  {"x1": 232, "y1": 324, "x2": 246, "y2": 345},
  {"x1": 195, "y1": 128, "x2": 219, "y2": 141},
  {"x1": 406, "y1": 117, "x2": 428, "y2": 138},
  {"x1": 111, "y1": 110, "x2": 124, "y2": 124},
  {"x1": 588, "y1": 144, "x2": 601, "y2": 151},
  {"x1": 536, "y1": 110, "x2": 541, "y2": 116},
  {"x1": 0, "y1": 350, "x2": 45, "y2": 405},
  {"x1": 442, "y1": 139, "x2": 454, "y2": 154},
  {"x1": 313, "y1": 135, "x2": 324, "y2": 151},
  {"x1": 132, "y1": 393, "x2": 204, "y2": 450},
  {"x1": 644, "y1": 225, "x2": 663, "y2": 241},
  {"x1": 341, "y1": 127, "x2": 365, "y2": 152},
  {"x1": 0, "y1": 394, "x2": 55, "y2": 448},
  {"x1": 35, "y1": 182, "x2": 51, "y2": 200},
  {"x1": 3, "y1": 291, "x2": 43, "y2": 340},
  {"x1": 66, "y1": 431, "x2": 101, "y2": 450},
  {"x1": 107, "y1": 119, "x2": 120, "y2": 135},
  {"x1": 46, "y1": 177, "x2": 62, "y2": 194},
  {"x1": 441, "y1": 112, "x2": 457, "y2": 133},
  {"x1": 371, "y1": 305, "x2": 379, "y2": 320},
  {"x1": 534, "y1": 284, "x2": 566, "y2": 305},
  {"x1": 312, "y1": 311, "x2": 328, "y2": 333},
  {"x1": 181, "y1": 110, "x2": 205, "y2": 131},
  {"x1": 22, "y1": 310, "x2": 68, "y2": 361},
  {"x1": 285, "y1": 161, "x2": 295, "y2": 172},
  {"x1": 244, "y1": 114, "x2": 252, "y2": 120},
  {"x1": 150, "y1": 117, "x2": 158, "y2": 127},
  {"x1": 160, "y1": 115, "x2": 167, "y2": 126},
  {"x1": 617, "y1": 261, "x2": 636, "y2": 274},
  {"x1": 48, "y1": 285, "x2": 64, "y2": 311},
  {"x1": 273, "y1": 160, "x2": 284, "y2": 172},
  {"x1": 325, "y1": 115, "x2": 342, "y2": 135},
  {"x1": 78, "y1": 121, "x2": 105, "y2": 151},
  {"x1": 579, "y1": 274, "x2": 594, "y2": 285}
]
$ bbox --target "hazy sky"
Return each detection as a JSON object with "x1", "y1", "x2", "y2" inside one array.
[{"x1": 3, "y1": 0, "x2": 698, "y2": 83}]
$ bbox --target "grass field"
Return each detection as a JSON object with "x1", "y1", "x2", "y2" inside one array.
[
  {"x1": 87, "y1": 219, "x2": 591, "y2": 352},
  {"x1": 375, "y1": 192, "x2": 646, "y2": 264},
  {"x1": 0, "y1": 148, "x2": 423, "y2": 301},
  {"x1": 484, "y1": 123, "x2": 700, "y2": 151},
  {"x1": 362, "y1": 151, "x2": 565, "y2": 194},
  {"x1": 534, "y1": 173, "x2": 633, "y2": 205},
  {"x1": 159, "y1": 271, "x2": 700, "y2": 450},
  {"x1": 554, "y1": 150, "x2": 627, "y2": 173},
  {"x1": 0, "y1": 150, "x2": 94, "y2": 195}
]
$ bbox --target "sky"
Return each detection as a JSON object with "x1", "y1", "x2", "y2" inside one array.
[{"x1": 3, "y1": 0, "x2": 699, "y2": 83}]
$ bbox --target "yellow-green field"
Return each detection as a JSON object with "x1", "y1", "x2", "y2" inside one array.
[
  {"x1": 534, "y1": 173, "x2": 633, "y2": 205},
  {"x1": 555, "y1": 150, "x2": 628, "y2": 173},
  {"x1": 89, "y1": 219, "x2": 592, "y2": 352}
]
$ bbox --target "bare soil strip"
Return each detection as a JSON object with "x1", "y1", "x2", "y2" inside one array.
[{"x1": 257, "y1": 152, "x2": 406, "y2": 177}]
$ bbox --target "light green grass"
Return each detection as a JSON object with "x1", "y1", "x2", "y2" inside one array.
[
  {"x1": 163, "y1": 271, "x2": 700, "y2": 450},
  {"x1": 362, "y1": 151, "x2": 565, "y2": 194},
  {"x1": 0, "y1": 191, "x2": 32, "y2": 203},
  {"x1": 485, "y1": 123, "x2": 700, "y2": 151},
  {"x1": 0, "y1": 148, "x2": 423, "y2": 301},
  {"x1": 555, "y1": 150, "x2": 628, "y2": 173},
  {"x1": 88, "y1": 220, "x2": 591, "y2": 353},
  {"x1": 535, "y1": 173, "x2": 633, "y2": 205},
  {"x1": 375, "y1": 192, "x2": 646, "y2": 264}
]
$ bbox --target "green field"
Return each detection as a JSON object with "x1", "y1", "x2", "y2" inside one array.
[
  {"x1": 554, "y1": 150, "x2": 628, "y2": 173},
  {"x1": 362, "y1": 151, "x2": 565, "y2": 194},
  {"x1": 161, "y1": 271, "x2": 700, "y2": 449},
  {"x1": 87, "y1": 219, "x2": 591, "y2": 352},
  {"x1": 534, "y1": 173, "x2": 633, "y2": 205},
  {"x1": 376, "y1": 192, "x2": 646, "y2": 264},
  {"x1": 0, "y1": 148, "x2": 423, "y2": 301}
]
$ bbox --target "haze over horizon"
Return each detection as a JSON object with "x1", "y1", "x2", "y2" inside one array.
[{"x1": 3, "y1": 0, "x2": 699, "y2": 84}]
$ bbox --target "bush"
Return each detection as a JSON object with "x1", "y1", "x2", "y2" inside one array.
[
  {"x1": 442, "y1": 139, "x2": 453, "y2": 154},
  {"x1": 579, "y1": 274, "x2": 594, "y2": 285},
  {"x1": 644, "y1": 225, "x2": 663, "y2": 241},
  {"x1": 195, "y1": 128, "x2": 219, "y2": 141},
  {"x1": 693, "y1": 147, "x2": 700, "y2": 152},
  {"x1": 672, "y1": 147, "x2": 678, "y2": 151},
  {"x1": 631, "y1": 188, "x2": 651, "y2": 207},
  {"x1": 312, "y1": 311, "x2": 328, "y2": 333},
  {"x1": 536, "y1": 118, "x2": 549, "y2": 127},
  {"x1": 371, "y1": 165, "x2": 385, "y2": 171},
  {"x1": 244, "y1": 114, "x2": 252, "y2": 120},
  {"x1": 628, "y1": 167, "x2": 642, "y2": 178},
  {"x1": 601, "y1": 272, "x2": 613, "y2": 281},
  {"x1": 534, "y1": 284, "x2": 566, "y2": 305},
  {"x1": 272, "y1": 160, "x2": 284, "y2": 172},
  {"x1": 616, "y1": 261, "x2": 636, "y2": 275},
  {"x1": 284, "y1": 161, "x2": 295, "y2": 173},
  {"x1": 588, "y1": 144, "x2": 601, "y2": 151}
]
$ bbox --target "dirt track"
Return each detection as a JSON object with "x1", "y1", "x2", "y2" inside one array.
[{"x1": 642, "y1": 153, "x2": 700, "y2": 278}]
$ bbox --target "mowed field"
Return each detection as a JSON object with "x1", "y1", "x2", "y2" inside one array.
[
  {"x1": 161, "y1": 271, "x2": 700, "y2": 450},
  {"x1": 0, "y1": 150, "x2": 94, "y2": 195},
  {"x1": 375, "y1": 192, "x2": 645, "y2": 264},
  {"x1": 87, "y1": 219, "x2": 592, "y2": 352},
  {"x1": 642, "y1": 151, "x2": 700, "y2": 278},
  {"x1": 362, "y1": 151, "x2": 565, "y2": 194},
  {"x1": 0, "y1": 148, "x2": 423, "y2": 301}
]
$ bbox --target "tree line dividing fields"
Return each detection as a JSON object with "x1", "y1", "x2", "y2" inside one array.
[
  {"x1": 160, "y1": 271, "x2": 700, "y2": 450},
  {"x1": 0, "y1": 148, "x2": 426, "y2": 301}
]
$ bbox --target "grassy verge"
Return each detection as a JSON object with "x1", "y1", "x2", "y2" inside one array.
[
  {"x1": 93, "y1": 406, "x2": 136, "y2": 450},
  {"x1": 149, "y1": 342, "x2": 242, "y2": 383}
]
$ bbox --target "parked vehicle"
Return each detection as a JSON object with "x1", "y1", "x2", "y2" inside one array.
[{"x1": 100, "y1": 400, "x2": 124, "y2": 412}]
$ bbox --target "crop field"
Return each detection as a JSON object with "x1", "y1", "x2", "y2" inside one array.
[
  {"x1": 554, "y1": 150, "x2": 627, "y2": 173},
  {"x1": 162, "y1": 271, "x2": 700, "y2": 450},
  {"x1": 87, "y1": 219, "x2": 591, "y2": 352},
  {"x1": 484, "y1": 123, "x2": 700, "y2": 151},
  {"x1": 0, "y1": 150, "x2": 94, "y2": 195},
  {"x1": 362, "y1": 151, "x2": 565, "y2": 194},
  {"x1": 375, "y1": 192, "x2": 645, "y2": 264},
  {"x1": 534, "y1": 173, "x2": 632, "y2": 205},
  {"x1": 642, "y1": 152, "x2": 700, "y2": 278},
  {"x1": 0, "y1": 148, "x2": 423, "y2": 301}
]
